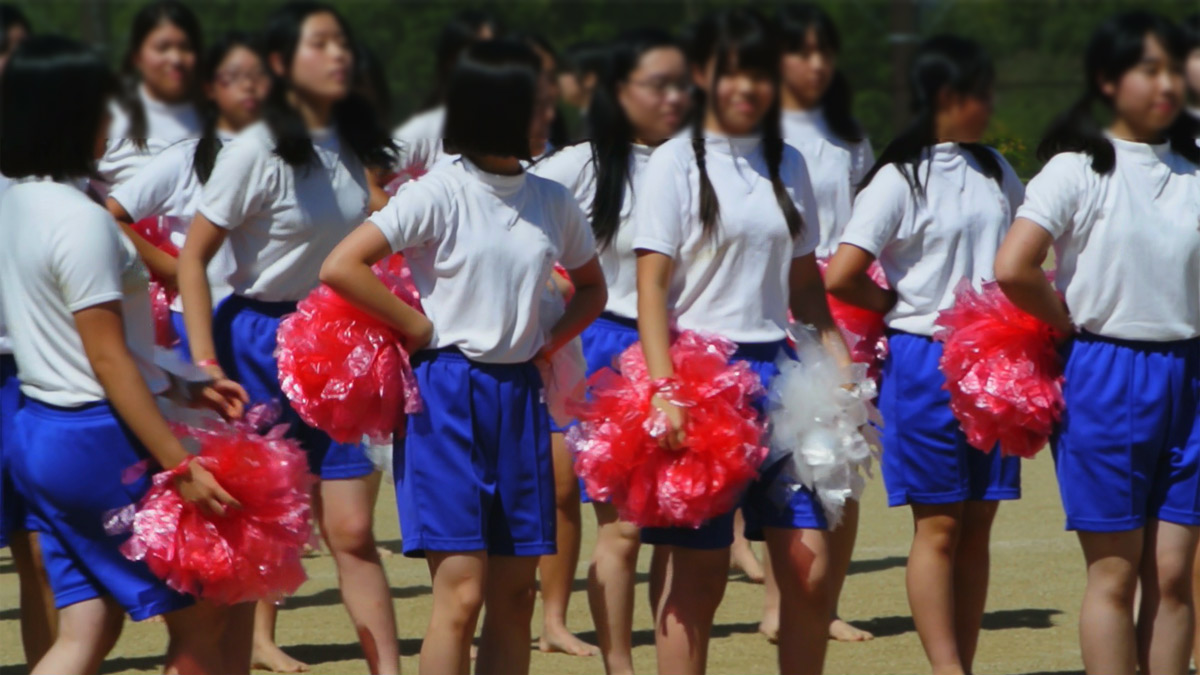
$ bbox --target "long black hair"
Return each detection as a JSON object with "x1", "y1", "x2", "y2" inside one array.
[
  {"x1": 422, "y1": 9, "x2": 498, "y2": 111},
  {"x1": 0, "y1": 3, "x2": 31, "y2": 57},
  {"x1": 120, "y1": 1, "x2": 203, "y2": 151},
  {"x1": 1038, "y1": 11, "x2": 1200, "y2": 172},
  {"x1": 687, "y1": 8, "x2": 802, "y2": 240},
  {"x1": 587, "y1": 28, "x2": 678, "y2": 248},
  {"x1": 1, "y1": 36, "x2": 118, "y2": 180},
  {"x1": 777, "y1": 3, "x2": 864, "y2": 144},
  {"x1": 261, "y1": 1, "x2": 396, "y2": 169},
  {"x1": 191, "y1": 31, "x2": 261, "y2": 184},
  {"x1": 858, "y1": 35, "x2": 1002, "y2": 199}
]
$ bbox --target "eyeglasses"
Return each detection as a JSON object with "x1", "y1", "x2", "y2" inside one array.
[
  {"x1": 629, "y1": 78, "x2": 693, "y2": 96},
  {"x1": 214, "y1": 69, "x2": 268, "y2": 87}
]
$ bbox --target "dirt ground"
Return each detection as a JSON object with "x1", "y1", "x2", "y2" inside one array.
[{"x1": 0, "y1": 455, "x2": 1087, "y2": 675}]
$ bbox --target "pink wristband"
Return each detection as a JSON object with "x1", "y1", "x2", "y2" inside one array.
[{"x1": 195, "y1": 358, "x2": 220, "y2": 369}]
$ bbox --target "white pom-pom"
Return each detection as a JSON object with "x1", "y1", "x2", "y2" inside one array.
[{"x1": 768, "y1": 325, "x2": 882, "y2": 529}]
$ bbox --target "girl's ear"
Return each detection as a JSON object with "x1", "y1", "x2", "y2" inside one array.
[
  {"x1": 1097, "y1": 74, "x2": 1117, "y2": 101},
  {"x1": 269, "y1": 51, "x2": 287, "y2": 78}
]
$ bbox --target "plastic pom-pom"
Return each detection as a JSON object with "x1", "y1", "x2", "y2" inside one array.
[
  {"x1": 816, "y1": 258, "x2": 889, "y2": 379},
  {"x1": 276, "y1": 254, "x2": 422, "y2": 444},
  {"x1": 383, "y1": 165, "x2": 428, "y2": 196},
  {"x1": 567, "y1": 331, "x2": 769, "y2": 528},
  {"x1": 767, "y1": 326, "x2": 882, "y2": 529},
  {"x1": 537, "y1": 277, "x2": 586, "y2": 427},
  {"x1": 131, "y1": 217, "x2": 183, "y2": 348},
  {"x1": 106, "y1": 405, "x2": 317, "y2": 605},
  {"x1": 934, "y1": 278, "x2": 1065, "y2": 459}
]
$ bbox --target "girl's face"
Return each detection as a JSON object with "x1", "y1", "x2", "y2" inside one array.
[
  {"x1": 696, "y1": 53, "x2": 777, "y2": 136},
  {"x1": 937, "y1": 86, "x2": 993, "y2": 143},
  {"x1": 618, "y1": 46, "x2": 690, "y2": 144},
  {"x1": 134, "y1": 20, "x2": 196, "y2": 103},
  {"x1": 208, "y1": 46, "x2": 269, "y2": 131},
  {"x1": 284, "y1": 12, "x2": 353, "y2": 106},
  {"x1": 0, "y1": 23, "x2": 28, "y2": 72},
  {"x1": 1187, "y1": 46, "x2": 1200, "y2": 104},
  {"x1": 781, "y1": 28, "x2": 835, "y2": 108},
  {"x1": 1102, "y1": 34, "x2": 1184, "y2": 137}
]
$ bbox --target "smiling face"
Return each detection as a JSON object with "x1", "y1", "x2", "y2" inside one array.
[
  {"x1": 283, "y1": 12, "x2": 353, "y2": 106},
  {"x1": 618, "y1": 46, "x2": 690, "y2": 144},
  {"x1": 1102, "y1": 32, "x2": 1185, "y2": 138},
  {"x1": 134, "y1": 19, "x2": 197, "y2": 103},
  {"x1": 696, "y1": 51, "x2": 777, "y2": 136}
]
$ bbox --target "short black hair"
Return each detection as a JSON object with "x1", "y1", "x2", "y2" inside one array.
[
  {"x1": 443, "y1": 39, "x2": 541, "y2": 161},
  {"x1": 0, "y1": 35, "x2": 117, "y2": 180}
]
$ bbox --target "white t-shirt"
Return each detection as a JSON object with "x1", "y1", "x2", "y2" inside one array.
[
  {"x1": 392, "y1": 106, "x2": 449, "y2": 173},
  {"x1": 0, "y1": 180, "x2": 168, "y2": 406},
  {"x1": 532, "y1": 141, "x2": 654, "y2": 319},
  {"x1": 198, "y1": 122, "x2": 371, "y2": 302},
  {"x1": 110, "y1": 134, "x2": 238, "y2": 312},
  {"x1": 95, "y1": 86, "x2": 202, "y2": 198},
  {"x1": 839, "y1": 142, "x2": 1025, "y2": 336},
  {"x1": 1016, "y1": 138, "x2": 1200, "y2": 341},
  {"x1": 0, "y1": 172, "x2": 13, "y2": 354},
  {"x1": 782, "y1": 108, "x2": 874, "y2": 257},
  {"x1": 632, "y1": 135, "x2": 821, "y2": 343},
  {"x1": 368, "y1": 157, "x2": 597, "y2": 364}
]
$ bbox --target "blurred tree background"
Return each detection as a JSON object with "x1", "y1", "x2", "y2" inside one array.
[{"x1": 11, "y1": 0, "x2": 1198, "y2": 179}]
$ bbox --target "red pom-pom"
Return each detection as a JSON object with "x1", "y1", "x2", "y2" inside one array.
[
  {"x1": 934, "y1": 278, "x2": 1065, "y2": 458},
  {"x1": 383, "y1": 165, "x2": 429, "y2": 196},
  {"x1": 815, "y1": 258, "x2": 889, "y2": 380},
  {"x1": 566, "y1": 331, "x2": 768, "y2": 528},
  {"x1": 276, "y1": 254, "x2": 422, "y2": 444},
  {"x1": 117, "y1": 410, "x2": 317, "y2": 604},
  {"x1": 132, "y1": 217, "x2": 183, "y2": 349}
]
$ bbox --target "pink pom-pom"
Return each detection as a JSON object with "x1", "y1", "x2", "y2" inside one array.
[
  {"x1": 117, "y1": 410, "x2": 317, "y2": 604},
  {"x1": 383, "y1": 165, "x2": 429, "y2": 196},
  {"x1": 934, "y1": 278, "x2": 1065, "y2": 458},
  {"x1": 276, "y1": 254, "x2": 422, "y2": 444},
  {"x1": 566, "y1": 331, "x2": 769, "y2": 528},
  {"x1": 132, "y1": 217, "x2": 183, "y2": 349},
  {"x1": 814, "y1": 258, "x2": 889, "y2": 380}
]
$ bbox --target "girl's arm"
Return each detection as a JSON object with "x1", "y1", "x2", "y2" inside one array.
[
  {"x1": 790, "y1": 252, "x2": 852, "y2": 368},
  {"x1": 994, "y1": 218, "x2": 1073, "y2": 337},
  {"x1": 542, "y1": 257, "x2": 605, "y2": 357},
  {"x1": 365, "y1": 166, "x2": 392, "y2": 214},
  {"x1": 75, "y1": 302, "x2": 239, "y2": 515},
  {"x1": 824, "y1": 243, "x2": 897, "y2": 315},
  {"x1": 636, "y1": 250, "x2": 686, "y2": 449},
  {"x1": 108, "y1": 199, "x2": 179, "y2": 291},
  {"x1": 320, "y1": 223, "x2": 434, "y2": 352}
]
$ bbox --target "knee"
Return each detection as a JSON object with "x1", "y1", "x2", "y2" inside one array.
[
  {"x1": 595, "y1": 528, "x2": 641, "y2": 567},
  {"x1": 1155, "y1": 555, "x2": 1195, "y2": 605},
  {"x1": 1088, "y1": 563, "x2": 1138, "y2": 606},
  {"x1": 914, "y1": 520, "x2": 961, "y2": 556},
  {"x1": 494, "y1": 578, "x2": 538, "y2": 617},
  {"x1": 444, "y1": 583, "x2": 486, "y2": 626},
  {"x1": 323, "y1": 510, "x2": 375, "y2": 556}
]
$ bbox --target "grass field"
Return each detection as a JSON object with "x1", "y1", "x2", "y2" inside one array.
[{"x1": 0, "y1": 454, "x2": 1088, "y2": 675}]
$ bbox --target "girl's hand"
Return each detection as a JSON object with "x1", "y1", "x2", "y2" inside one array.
[
  {"x1": 175, "y1": 462, "x2": 241, "y2": 517},
  {"x1": 405, "y1": 316, "x2": 435, "y2": 353},
  {"x1": 651, "y1": 394, "x2": 688, "y2": 451},
  {"x1": 189, "y1": 377, "x2": 249, "y2": 420}
]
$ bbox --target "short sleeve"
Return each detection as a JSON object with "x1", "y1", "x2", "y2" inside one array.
[
  {"x1": 54, "y1": 213, "x2": 126, "y2": 312},
  {"x1": 531, "y1": 144, "x2": 593, "y2": 206},
  {"x1": 1014, "y1": 153, "x2": 1086, "y2": 239},
  {"x1": 110, "y1": 142, "x2": 190, "y2": 222},
  {"x1": 850, "y1": 137, "x2": 875, "y2": 189},
  {"x1": 550, "y1": 183, "x2": 597, "y2": 270},
  {"x1": 839, "y1": 165, "x2": 911, "y2": 257},
  {"x1": 631, "y1": 143, "x2": 689, "y2": 258},
  {"x1": 367, "y1": 179, "x2": 445, "y2": 253},
  {"x1": 787, "y1": 149, "x2": 821, "y2": 259},
  {"x1": 198, "y1": 136, "x2": 271, "y2": 230}
]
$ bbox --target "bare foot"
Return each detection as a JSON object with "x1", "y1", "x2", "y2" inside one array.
[
  {"x1": 759, "y1": 616, "x2": 779, "y2": 644},
  {"x1": 252, "y1": 640, "x2": 310, "y2": 673},
  {"x1": 470, "y1": 644, "x2": 478, "y2": 660},
  {"x1": 376, "y1": 545, "x2": 394, "y2": 559},
  {"x1": 829, "y1": 617, "x2": 874, "y2": 642},
  {"x1": 731, "y1": 540, "x2": 765, "y2": 583},
  {"x1": 538, "y1": 624, "x2": 599, "y2": 657}
]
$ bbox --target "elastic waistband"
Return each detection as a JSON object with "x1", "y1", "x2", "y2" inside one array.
[
  {"x1": 596, "y1": 311, "x2": 638, "y2": 330},
  {"x1": 410, "y1": 346, "x2": 538, "y2": 373},
  {"x1": 1073, "y1": 331, "x2": 1200, "y2": 353},
  {"x1": 731, "y1": 339, "x2": 790, "y2": 363},
  {"x1": 220, "y1": 294, "x2": 299, "y2": 319},
  {"x1": 20, "y1": 398, "x2": 114, "y2": 420}
]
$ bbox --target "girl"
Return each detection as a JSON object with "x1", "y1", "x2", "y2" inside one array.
[
  {"x1": 826, "y1": 35, "x2": 1024, "y2": 675},
  {"x1": 768, "y1": 1, "x2": 875, "y2": 644},
  {"x1": 635, "y1": 9, "x2": 846, "y2": 674},
  {"x1": 96, "y1": 0, "x2": 203, "y2": 198},
  {"x1": 108, "y1": 31, "x2": 268, "y2": 363},
  {"x1": 0, "y1": 2, "x2": 30, "y2": 72},
  {"x1": 177, "y1": 4, "x2": 401, "y2": 674},
  {"x1": 994, "y1": 12, "x2": 1200, "y2": 674},
  {"x1": 321, "y1": 40, "x2": 606, "y2": 675},
  {"x1": 392, "y1": 9, "x2": 497, "y2": 173},
  {"x1": 0, "y1": 35, "x2": 244, "y2": 675},
  {"x1": 533, "y1": 27, "x2": 691, "y2": 674}
]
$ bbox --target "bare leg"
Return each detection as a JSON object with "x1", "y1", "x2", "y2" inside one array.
[
  {"x1": 653, "y1": 545, "x2": 730, "y2": 675},
  {"x1": 163, "y1": 601, "x2": 231, "y2": 675},
  {"x1": 317, "y1": 476, "x2": 401, "y2": 674},
  {"x1": 1137, "y1": 519, "x2": 1199, "y2": 675},
  {"x1": 587, "y1": 501, "x2": 641, "y2": 675},
  {"x1": 220, "y1": 601, "x2": 255, "y2": 674},
  {"x1": 478, "y1": 555, "x2": 541, "y2": 675},
  {"x1": 825, "y1": 500, "x2": 873, "y2": 642},
  {"x1": 907, "y1": 502, "x2": 966, "y2": 675},
  {"x1": 423, "y1": 551, "x2": 486, "y2": 675},
  {"x1": 953, "y1": 501, "x2": 999, "y2": 672},
  {"x1": 251, "y1": 601, "x2": 308, "y2": 673},
  {"x1": 765, "y1": 527, "x2": 831, "y2": 675},
  {"x1": 537, "y1": 433, "x2": 596, "y2": 657},
  {"x1": 10, "y1": 530, "x2": 58, "y2": 663},
  {"x1": 1077, "y1": 528, "x2": 1142, "y2": 675},
  {"x1": 731, "y1": 510, "x2": 764, "y2": 583},
  {"x1": 649, "y1": 544, "x2": 669, "y2": 624},
  {"x1": 31, "y1": 596, "x2": 124, "y2": 675},
  {"x1": 759, "y1": 546, "x2": 780, "y2": 642}
]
